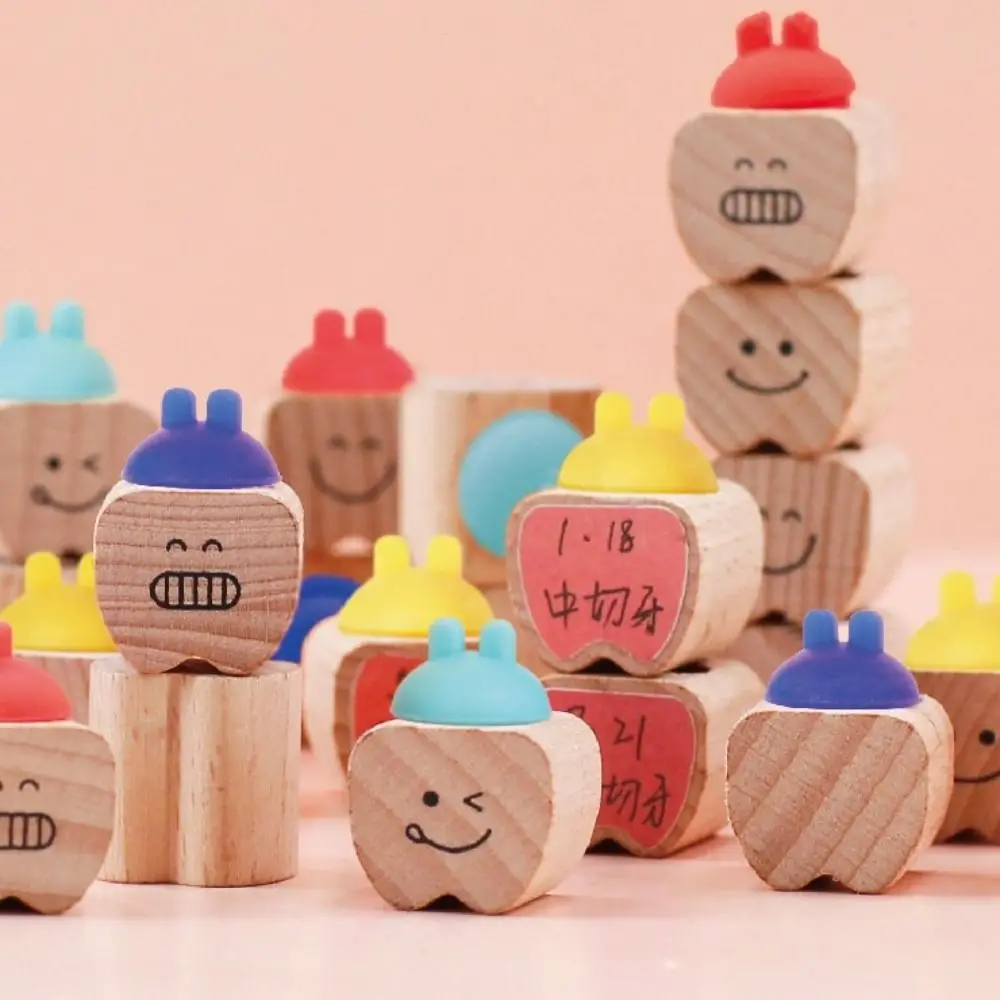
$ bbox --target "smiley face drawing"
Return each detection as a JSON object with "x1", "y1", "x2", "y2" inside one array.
[{"x1": 349, "y1": 618, "x2": 600, "y2": 914}]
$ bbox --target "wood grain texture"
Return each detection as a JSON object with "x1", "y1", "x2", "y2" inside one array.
[
  {"x1": 348, "y1": 712, "x2": 600, "y2": 913},
  {"x1": 912, "y1": 672, "x2": 1000, "y2": 843},
  {"x1": 266, "y1": 394, "x2": 400, "y2": 555},
  {"x1": 507, "y1": 483, "x2": 763, "y2": 675},
  {"x1": 94, "y1": 481, "x2": 303, "y2": 675},
  {"x1": 544, "y1": 661, "x2": 762, "y2": 856},
  {"x1": 676, "y1": 276, "x2": 909, "y2": 457},
  {"x1": 0, "y1": 400, "x2": 157, "y2": 563},
  {"x1": 19, "y1": 652, "x2": 109, "y2": 724},
  {"x1": 715, "y1": 445, "x2": 913, "y2": 624},
  {"x1": 669, "y1": 100, "x2": 894, "y2": 283},
  {"x1": 400, "y1": 379, "x2": 601, "y2": 590},
  {"x1": 0, "y1": 722, "x2": 115, "y2": 913},
  {"x1": 89, "y1": 656, "x2": 301, "y2": 887},
  {"x1": 726, "y1": 698, "x2": 953, "y2": 893}
]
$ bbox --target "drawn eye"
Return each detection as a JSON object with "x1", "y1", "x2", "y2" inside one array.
[
  {"x1": 327, "y1": 434, "x2": 349, "y2": 450},
  {"x1": 778, "y1": 340, "x2": 794, "y2": 356},
  {"x1": 201, "y1": 539, "x2": 223, "y2": 552},
  {"x1": 734, "y1": 157, "x2": 754, "y2": 170},
  {"x1": 166, "y1": 538, "x2": 188, "y2": 552},
  {"x1": 82, "y1": 453, "x2": 100, "y2": 473},
  {"x1": 463, "y1": 792, "x2": 485, "y2": 813},
  {"x1": 359, "y1": 436, "x2": 381, "y2": 451},
  {"x1": 767, "y1": 157, "x2": 788, "y2": 170},
  {"x1": 422, "y1": 791, "x2": 440, "y2": 807},
  {"x1": 44, "y1": 455, "x2": 62, "y2": 472},
  {"x1": 980, "y1": 729, "x2": 997, "y2": 746},
  {"x1": 760, "y1": 507, "x2": 769, "y2": 520},
  {"x1": 18, "y1": 779, "x2": 39, "y2": 792},
  {"x1": 782, "y1": 509, "x2": 803, "y2": 522}
]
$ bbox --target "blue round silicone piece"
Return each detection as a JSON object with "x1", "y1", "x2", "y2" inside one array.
[
  {"x1": 458, "y1": 410, "x2": 583, "y2": 557},
  {"x1": 392, "y1": 618, "x2": 552, "y2": 726},
  {"x1": 765, "y1": 609, "x2": 921, "y2": 711},
  {"x1": 0, "y1": 302, "x2": 117, "y2": 402},
  {"x1": 123, "y1": 387, "x2": 281, "y2": 489},
  {"x1": 273, "y1": 575, "x2": 359, "y2": 664}
]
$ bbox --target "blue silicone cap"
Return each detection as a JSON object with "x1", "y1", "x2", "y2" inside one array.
[
  {"x1": 458, "y1": 410, "x2": 583, "y2": 557},
  {"x1": 122, "y1": 388, "x2": 281, "y2": 489},
  {"x1": 273, "y1": 575, "x2": 359, "y2": 664},
  {"x1": 765, "y1": 609, "x2": 921, "y2": 711},
  {"x1": 391, "y1": 617, "x2": 552, "y2": 726},
  {"x1": 0, "y1": 302, "x2": 117, "y2": 402}
]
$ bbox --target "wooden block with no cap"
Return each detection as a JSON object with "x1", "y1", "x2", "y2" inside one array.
[
  {"x1": 507, "y1": 392, "x2": 763, "y2": 676},
  {"x1": 727, "y1": 610, "x2": 953, "y2": 893},
  {"x1": 544, "y1": 660, "x2": 762, "y2": 857},
  {"x1": 675, "y1": 276, "x2": 909, "y2": 457}
]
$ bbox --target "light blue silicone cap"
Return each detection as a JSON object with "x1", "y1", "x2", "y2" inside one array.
[
  {"x1": 391, "y1": 618, "x2": 552, "y2": 726},
  {"x1": 0, "y1": 303, "x2": 117, "y2": 402}
]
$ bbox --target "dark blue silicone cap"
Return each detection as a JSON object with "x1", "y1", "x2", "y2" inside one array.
[
  {"x1": 273, "y1": 575, "x2": 359, "y2": 664},
  {"x1": 122, "y1": 388, "x2": 281, "y2": 489},
  {"x1": 765, "y1": 609, "x2": 921, "y2": 711}
]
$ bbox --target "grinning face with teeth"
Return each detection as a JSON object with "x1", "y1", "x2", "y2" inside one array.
[{"x1": 94, "y1": 387, "x2": 304, "y2": 676}]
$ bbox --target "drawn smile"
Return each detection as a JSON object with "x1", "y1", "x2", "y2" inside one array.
[
  {"x1": 149, "y1": 571, "x2": 242, "y2": 610},
  {"x1": 955, "y1": 769, "x2": 1000, "y2": 785},
  {"x1": 763, "y1": 534, "x2": 818, "y2": 576},
  {"x1": 404, "y1": 824, "x2": 493, "y2": 854},
  {"x1": 726, "y1": 369, "x2": 810, "y2": 395},
  {"x1": 308, "y1": 460, "x2": 397, "y2": 505},
  {"x1": 29, "y1": 485, "x2": 108, "y2": 514},
  {"x1": 0, "y1": 812, "x2": 56, "y2": 851}
]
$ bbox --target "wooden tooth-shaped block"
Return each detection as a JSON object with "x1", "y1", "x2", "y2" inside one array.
[
  {"x1": 94, "y1": 388, "x2": 304, "y2": 676},
  {"x1": 715, "y1": 445, "x2": 913, "y2": 624},
  {"x1": 906, "y1": 572, "x2": 1000, "y2": 843},
  {"x1": 400, "y1": 377, "x2": 601, "y2": 591},
  {"x1": 301, "y1": 535, "x2": 492, "y2": 782},
  {"x1": 265, "y1": 308, "x2": 415, "y2": 561},
  {"x1": 544, "y1": 661, "x2": 762, "y2": 856},
  {"x1": 675, "y1": 277, "x2": 909, "y2": 457},
  {"x1": 508, "y1": 392, "x2": 763, "y2": 676},
  {"x1": 727, "y1": 610, "x2": 953, "y2": 893},
  {"x1": 0, "y1": 302, "x2": 157, "y2": 563},
  {"x1": 349, "y1": 619, "x2": 601, "y2": 914}
]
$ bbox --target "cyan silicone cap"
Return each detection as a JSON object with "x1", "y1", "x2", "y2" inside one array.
[
  {"x1": 765, "y1": 609, "x2": 921, "y2": 710},
  {"x1": 0, "y1": 302, "x2": 117, "y2": 402},
  {"x1": 122, "y1": 388, "x2": 281, "y2": 489},
  {"x1": 391, "y1": 618, "x2": 552, "y2": 726}
]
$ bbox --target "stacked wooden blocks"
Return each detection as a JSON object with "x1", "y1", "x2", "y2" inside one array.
[
  {"x1": 507, "y1": 390, "x2": 764, "y2": 857},
  {"x1": 669, "y1": 12, "x2": 914, "y2": 678},
  {"x1": 90, "y1": 388, "x2": 304, "y2": 887}
]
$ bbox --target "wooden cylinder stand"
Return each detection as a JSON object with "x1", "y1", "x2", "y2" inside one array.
[{"x1": 89, "y1": 656, "x2": 301, "y2": 887}]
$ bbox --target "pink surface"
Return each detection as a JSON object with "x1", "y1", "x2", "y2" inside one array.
[{"x1": 3, "y1": 549, "x2": 992, "y2": 1000}]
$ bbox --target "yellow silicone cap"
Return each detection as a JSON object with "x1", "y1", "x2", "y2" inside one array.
[
  {"x1": 905, "y1": 571, "x2": 1000, "y2": 673},
  {"x1": 0, "y1": 552, "x2": 116, "y2": 654},
  {"x1": 336, "y1": 535, "x2": 494, "y2": 638},
  {"x1": 557, "y1": 392, "x2": 718, "y2": 494}
]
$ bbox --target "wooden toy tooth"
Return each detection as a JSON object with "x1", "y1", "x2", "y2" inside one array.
[
  {"x1": 507, "y1": 392, "x2": 763, "y2": 676},
  {"x1": 94, "y1": 387, "x2": 304, "y2": 676},
  {"x1": 265, "y1": 309, "x2": 414, "y2": 569},
  {"x1": 727, "y1": 610, "x2": 953, "y2": 893},
  {"x1": 669, "y1": 12, "x2": 895, "y2": 284},
  {"x1": 906, "y1": 572, "x2": 1000, "y2": 843},
  {"x1": 675, "y1": 277, "x2": 910, "y2": 457},
  {"x1": 301, "y1": 534, "x2": 493, "y2": 783},
  {"x1": 544, "y1": 660, "x2": 762, "y2": 857},
  {"x1": 400, "y1": 377, "x2": 601, "y2": 591},
  {"x1": 0, "y1": 302, "x2": 157, "y2": 564},
  {"x1": 0, "y1": 552, "x2": 117, "y2": 722},
  {"x1": 0, "y1": 623, "x2": 115, "y2": 914},
  {"x1": 89, "y1": 388, "x2": 303, "y2": 887},
  {"x1": 349, "y1": 617, "x2": 601, "y2": 914},
  {"x1": 714, "y1": 445, "x2": 913, "y2": 625}
]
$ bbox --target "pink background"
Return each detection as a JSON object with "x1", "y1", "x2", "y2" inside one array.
[{"x1": 0, "y1": 1, "x2": 988, "y2": 544}]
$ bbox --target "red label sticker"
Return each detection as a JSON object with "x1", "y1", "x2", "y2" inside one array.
[
  {"x1": 516, "y1": 504, "x2": 689, "y2": 665},
  {"x1": 352, "y1": 653, "x2": 424, "y2": 742},
  {"x1": 549, "y1": 688, "x2": 696, "y2": 849}
]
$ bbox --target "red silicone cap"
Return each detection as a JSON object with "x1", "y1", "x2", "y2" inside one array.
[
  {"x1": 0, "y1": 623, "x2": 72, "y2": 723},
  {"x1": 711, "y1": 11, "x2": 855, "y2": 110},
  {"x1": 281, "y1": 309, "x2": 415, "y2": 394}
]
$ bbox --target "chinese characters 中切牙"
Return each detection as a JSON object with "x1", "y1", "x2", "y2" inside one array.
[{"x1": 543, "y1": 581, "x2": 664, "y2": 635}]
